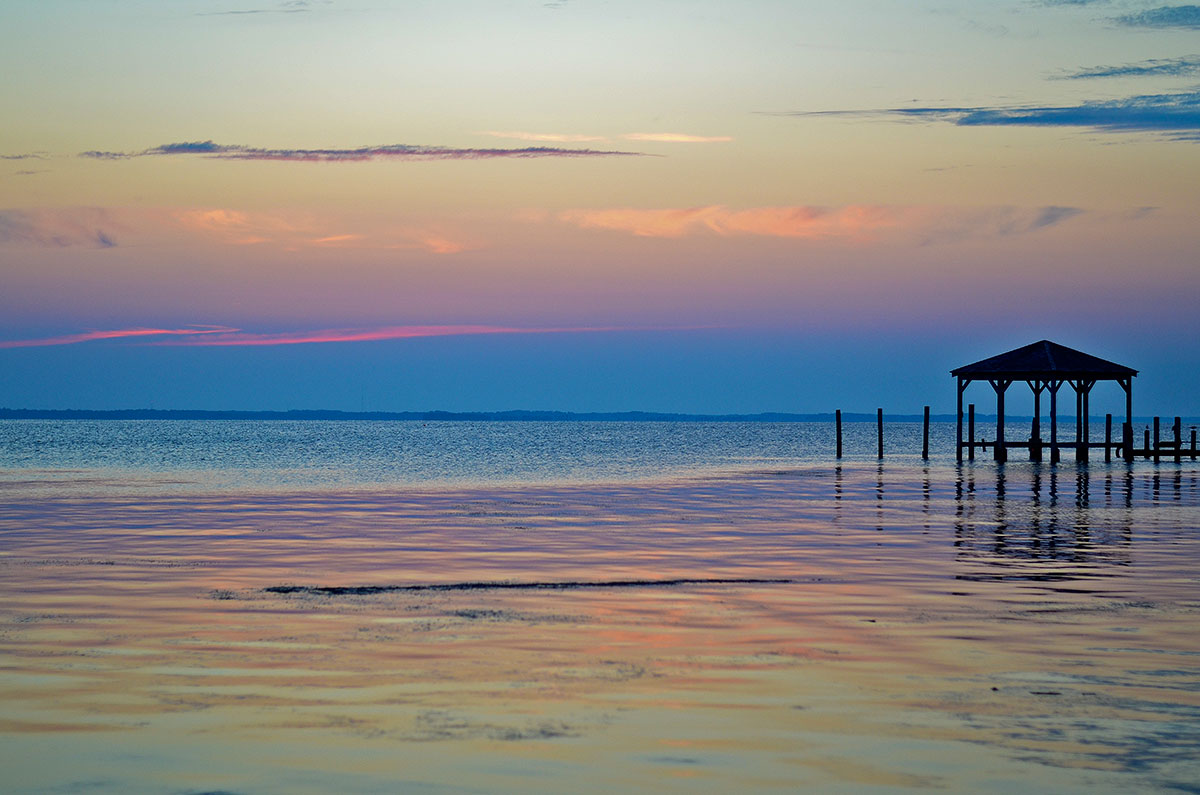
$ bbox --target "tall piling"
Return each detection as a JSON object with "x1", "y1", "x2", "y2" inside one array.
[
  {"x1": 922, "y1": 405, "x2": 930, "y2": 460},
  {"x1": 1105, "y1": 414, "x2": 1112, "y2": 462},
  {"x1": 876, "y1": 408, "x2": 884, "y2": 460},
  {"x1": 835, "y1": 410, "x2": 842, "y2": 459},
  {"x1": 1175, "y1": 417, "x2": 1182, "y2": 463},
  {"x1": 1154, "y1": 417, "x2": 1161, "y2": 462},
  {"x1": 968, "y1": 404, "x2": 975, "y2": 461}
]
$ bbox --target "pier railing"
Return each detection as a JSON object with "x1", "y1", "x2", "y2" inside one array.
[{"x1": 836, "y1": 407, "x2": 1198, "y2": 462}]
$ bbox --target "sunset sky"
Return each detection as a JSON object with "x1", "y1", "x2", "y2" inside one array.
[{"x1": 3, "y1": 0, "x2": 1198, "y2": 414}]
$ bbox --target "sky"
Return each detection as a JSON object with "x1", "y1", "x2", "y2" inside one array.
[{"x1": 2, "y1": 0, "x2": 1199, "y2": 415}]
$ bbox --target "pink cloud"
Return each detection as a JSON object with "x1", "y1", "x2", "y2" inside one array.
[
  {"x1": 151, "y1": 324, "x2": 625, "y2": 347},
  {"x1": 0, "y1": 326, "x2": 237, "y2": 349},
  {"x1": 0, "y1": 324, "x2": 644, "y2": 350}
]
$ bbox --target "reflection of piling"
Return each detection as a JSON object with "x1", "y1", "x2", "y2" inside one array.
[
  {"x1": 835, "y1": 409, "x2": 842, "y2": 459},
  {"x1": 922, "y1": 405, "x2": 930, "y2": 460},
  {"x1": 877, "y1": 408, "x2": 884, "y2": 460}
]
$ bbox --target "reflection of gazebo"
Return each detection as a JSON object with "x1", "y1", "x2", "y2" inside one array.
[{"x1": 952, "y1": 340, "x2": 1137, "y2": 463}]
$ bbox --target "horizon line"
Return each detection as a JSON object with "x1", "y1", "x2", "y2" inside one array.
[{"x1": 3, "y1": 408, "x2": 1196, "y2": 423}]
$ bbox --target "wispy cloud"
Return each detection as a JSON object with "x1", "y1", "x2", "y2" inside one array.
[
  {"x1": 172, "y1": 207, "x2": 471, "y2": 253},
  {"x1": 154, "y1": 325, "x2": 624, "y2": 347},
  {"x1": 1115, "y1": 4, "x2": 1200, "y2": 28},
  {"x1": 479, "y1": 131, "x2": 733, "y2": 144},
  {"x1": 1, "y1": 153, "x2": 47, "y2": 161},
  {"x1": 0, "y1": 323, "x2": 635, "y2": 349},
  {"x1": 0, "y1": 326, "x2": 236, "y2": 349},
  {"x1": 0, "y1": 208, "x2": 119, "y2": 248},
  {"x1": 620, "y1": 133, "x2": 733, "y2": 143},
  {"x1": 913, "y1": 206, "x2": 1086, "y2": 245},
  {"x1": 769, "y1": 90, "x2": 1200, "y2": 141},
  {"x1": 479, "y1": 131, "x2": 607, "y2": 143},
  {"x1": 557, "y1": 205, "x2": 900, "y2": 239},
  {"x1": 80, "y1": 140, "x2": 648, "y2": 162},
  {"x1": 555, "y1": 204, "x2": 1086, "y2": 242},
  {"x1": 197, "y1": 0, "x2": 322, "y2": 15},
  {"x1": 1057, "y1": 55, "x2": 1200, "y2": 79}
]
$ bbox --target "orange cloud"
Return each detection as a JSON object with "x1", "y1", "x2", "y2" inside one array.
[
  {"x1": 310, "y1": 234, "x2": 364, "y2": 245},
  {"x1": 557, "y1": 205, "x2": 898, "y2": 239},
  {"x1": 173, "y1": 208, "x2": 468, "y2": 253},
  {"x1": 558, "y1": 206, "x2": 725, "y2": 237}
]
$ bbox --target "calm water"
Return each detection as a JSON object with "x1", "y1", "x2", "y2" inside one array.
[
  {"x1": 0, "y1": 418, "x2": 1091, "y2": 491},
  {"x1": 2, "y1": 421, "x2": 1199, "y2": 793}
]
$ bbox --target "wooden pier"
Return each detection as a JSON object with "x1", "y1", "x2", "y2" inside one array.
[{"x1": 830, "y1": 340, "x2": 1196, "y2": 463}]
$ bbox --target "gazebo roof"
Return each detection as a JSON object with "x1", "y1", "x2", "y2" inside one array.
[{"x1": 951, "y1": 340, "x2": 1137, "y2": 380}]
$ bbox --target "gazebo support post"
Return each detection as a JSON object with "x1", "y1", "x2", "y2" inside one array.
[
  {"x1": 956, "y1": 377, "x2": 963, "y2": 462},
  {"x1": 1049, "y1": 380, "x2": 1061, "y2": 464},
  {"x1": 1085, "y1": 380, "x2": 1096, "y2": 462},
  {"x1": 1028, "y1": 380, "x2": 1045, "y2": 462},
  {"x1": 990, "y1": 379, "x2": 1011, "y2": 463},
  {"x1": 1071, "y1": 379, "x2": 1093, "y2": 463},
  {"x1": 1120, "y1": 376, "x2": 1133, "y2": 460}
]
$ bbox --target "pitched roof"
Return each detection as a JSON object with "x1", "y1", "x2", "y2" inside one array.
[{"x1": 951, "y1": 340, "x2": 1137, "y2": 379}]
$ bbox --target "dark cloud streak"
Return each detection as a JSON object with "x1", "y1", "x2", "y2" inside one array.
[
  {"x1": 767, "y1": 90, "x2": 1200, "y2": 141},
  {"x1": 80, "y1": 140, "x2": 652, "y2": 162},
  {"x1": 1057, "y1": 55, "x2": 1200, "y2": 79},
  {"x1": 1115, "y1": 5, "x2": 1200, "y2": 29}
]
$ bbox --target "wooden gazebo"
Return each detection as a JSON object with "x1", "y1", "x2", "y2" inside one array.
[{"x1": 952, "y1": 340, "x2": 1137, "y2": 463}]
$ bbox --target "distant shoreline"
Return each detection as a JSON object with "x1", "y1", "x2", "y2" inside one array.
[{"x1": 4, "y1": 408, "x2": 1191, "y2": 423}]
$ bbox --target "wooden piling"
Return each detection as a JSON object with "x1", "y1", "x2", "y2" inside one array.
[
  {"x1": 1145, "y1": 427, "x2": 1151, "y2": 457},
  {"x1": 1147, "y1": 417, "x2": 1156, "y2": 468},
  {"x1": 835, "y1": 410, "x2": 842, "y2": 459},
  {"x1": 922, "y1": 405, "x2": 930, "y2": 460},
  {"x1": 1174, "y1": 417, "x2": 1182, "y2": 463},
  {"x1": 968, "y1": 403, "x2": 975, "y2": 461},
  {"x1": 1105, "y1": 414, "x2": 1112, "y2": 462},
  {"x1": 876, "y1": 408, "x2": 884, "y2": 460}
]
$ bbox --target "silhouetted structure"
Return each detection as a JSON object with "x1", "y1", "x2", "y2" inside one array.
[{"x1": 952, "y1": 340, "x2": 1136, "y2": 463}]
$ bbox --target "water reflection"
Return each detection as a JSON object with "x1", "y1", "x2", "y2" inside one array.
[{"x1": 944, "y1": 462, "x2": 1184, "y2": 581}]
